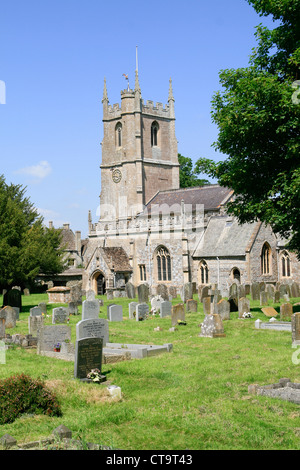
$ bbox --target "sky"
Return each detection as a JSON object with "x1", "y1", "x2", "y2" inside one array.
[{"x1": 0, "y1": 0, "x2": 277, "y2": 238}]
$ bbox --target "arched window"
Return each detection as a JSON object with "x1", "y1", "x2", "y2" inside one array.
[
  {"x1": 115, "y1": 122, "x2": 122, "y2": 147},
  {"x1": 156, "y1": 246, "x2": 171, "y2": 281},
  {"x1": 151, "y1": 121, "x2": 159, "y2": 147},
  {"x1": 232, "y1": 268, "x2": 241, "y2": 283},
  {"x1": 261, "y1": 242, "x2": 272, "y2": 275},
  {"x1": 199, "y1": 260, "x2": 209, "y2": 284},
  {"x1": 281, "y1": 251, "x2": 291, "y2": 278}
]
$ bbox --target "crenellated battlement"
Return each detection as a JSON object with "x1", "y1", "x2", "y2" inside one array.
[{"x1": 142, "y1": 100, "x2": 170, "y2": 117}]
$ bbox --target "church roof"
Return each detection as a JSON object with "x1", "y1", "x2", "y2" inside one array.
[
  {"x1": 141, "y1": 185, "x2": 234, "y2": 215},
  {"x1": 100, "y1": 247, "x2": 132, "y2": 272},
  {"x1": 193, "y1": 216, "x2": 260, "y2": 258}
]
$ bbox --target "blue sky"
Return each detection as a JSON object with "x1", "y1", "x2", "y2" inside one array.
[{"x1": 0, "y1": 0, "x2": 276, "y2": 237}]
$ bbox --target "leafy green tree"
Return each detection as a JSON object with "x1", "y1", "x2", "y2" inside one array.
[
  {"x1": 196, "y1": 0, "x2": 300, "y2": 255},
  {"x1": 178, "y1": 154, "x2": 210, "y2": 188},
  {"x1": 0, "y1": 174, "x2": 65, "y2": 290}
]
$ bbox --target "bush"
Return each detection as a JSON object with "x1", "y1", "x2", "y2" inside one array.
[{"x1": 0, "y1": 374, "x2": 62, "y2": 424}]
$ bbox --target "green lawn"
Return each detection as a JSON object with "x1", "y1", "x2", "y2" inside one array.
[{"x1": 0, "y1": 292, "x2": 300, "y2": 450}]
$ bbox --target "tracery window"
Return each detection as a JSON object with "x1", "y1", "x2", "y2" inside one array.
[
  {"x1": 281, "y1": 251, "x2": 291, "y2": 278},
  {"x1": 156, "y1": 246, "x2": 171, "y2": 281}
]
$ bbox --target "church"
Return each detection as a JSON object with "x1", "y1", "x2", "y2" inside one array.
[{"x1": 78, "y1": 69, "x2": 300, "y2": 298}]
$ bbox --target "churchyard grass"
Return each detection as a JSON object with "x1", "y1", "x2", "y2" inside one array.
[{"x1": 0, "y1": 293, "x2": 300, "y2": 450}]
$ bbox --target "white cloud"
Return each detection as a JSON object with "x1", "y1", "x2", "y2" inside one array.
[
  {"x1": 15, "y1": 160, "x2": 52, "y2": 180},
  {"x1": 37, "y1": 208, "x2": 66, "y2": 228}
]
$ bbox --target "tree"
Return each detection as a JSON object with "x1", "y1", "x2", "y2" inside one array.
[
  {"x1": 178, "y1": 154, "x2": 210, "y2": 188},
  {"x1": 196, "y1": 0, "x2": 300, "y2": 255},
  {"x1": 0, "y1": 175, "x2": 65, "y2": 290}
]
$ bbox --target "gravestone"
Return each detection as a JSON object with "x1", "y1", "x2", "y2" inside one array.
[
  {"x1": 38, "y1": 302, "x2": 47, "y2": 315},
  {"x1": 279, "y1": 284, "x2": 290, "y2": 299},
  {"x1": 86, "y1": 289, "x2": 96, "y2": 301},
  {"x1": 251, "y1": 282, "x2": 260, "y2": 301},
  {"x1": 125, "y1": 282, "x2": 136, "y2": 299},
  {"x1": 23, "y1": 288, "x2": 30, "y2": 296},
  {"x1": 106, "y1": 289, "x2": 114, "y2": 300},
  {"x1": 136, "y1": 303, "x2": 149, "y2": 321},
  {"x1": 238, "y1": 297, "x2": 250, "y2": 318},
  {"x1": 12, "y1": 307, "x2": 19, "y2": 320},
  {"x1": 129, "y1": 302, "x2": 138, "y2": 319},
  {"x1": 245, "y1": 284, "x2": 251, "y2": 296},
  {"x1": 52, "y1": 307, "x2": 68, "y2": 324},
  {"x1": 108, "y1": 305, "x2": 123, "y2": 322},
  {"x1": 203, "y1": 297, "x2": 211, "y2": 315},
  {"x1": 0, "y1": 317, "x2": 5, "y2": 339},
  {"x1": 74, "y1": 336, "x2": 104, "y2": 380},
  {"x1": 186, "y1": 299, "x2": 198, "y2": 313},
  {"x1": 37, "y1": 325, "x2": 71, "y2": 354},
  {"x1": 181, "y1": 283, "x2": 193, "y2": 302},
  {"x1": 82, "y1": 300, "x2": 100, "y2": 320},
  {"x1": 156, "y1": 284, "x2": 169, "y2": 301},
  {"x1": 0, "y1": 306, "x2": 16, "y2": 329},
  {"x1": 228, "y1": 295, "x2": 238, "y2": 312},
  {"x1": 280, "y1": 303, "x2": 293, "y2": 321},
  {"x1": 216, "y1": 299, "x2": 230, "y2": 320},
  {"x1": 261, "y1": 307, "x2": 279, "y2": 318},
  {"x1": 238, "y1": 285, "x2": 245, "y2": 299},
  {"x1": 160, "y1": 301, "x2": 172, "y2": 318},
  {"x1": 200, "y1": 285, "x2": 210, "y2": 302},
  {"x1": 291, "y1": 282, "x2": 300, "y2": 299},
  {"x1": 76, "y1": 318, "x2": 109, "y2": 346},
  {"x1": 274, "y1": 290, "x2": 280, "y2": 303},
  {"x1": 171, "y1": 304, "x2": 185, "y2": 326},
  {"x1": 151, "y1": 295, "x2": 163, "y2": 312},
  {"x1": 229, "y1": 283, "x2": 238, "y2": 298},
  {"x1": 28, "y1": 314, "x2": 44, "y2": 335},
  {"x1": 30, "y1": 306, "x2": 42, "y2": 317},
  {"x1": 70, "y1": 283, "x2": 83, "y2": 304},
  {"x1": 209, "y1": 288, "x2": 222, "y2": 314},
  {"x1": 68, "y1": 301, "x2": 78, "y2": 315},
  {"x1": 260, "y1": 291, "x2": 268, "y2": 306},
  {"x1": 291, "y1": 312, "x2": 300, "y2": 346},
  {"x1": 199, "y1": 313, "x2": 226, "y2": 338},
  {"x1": 138, "y1": 283, "x2": 149, "y2": 303},
  {"x1": 168, "y1": 286, "x2": 177, "y2": 299},
  {"x1": 7, "y1": 288, "x2": 22, "y2": 312}
]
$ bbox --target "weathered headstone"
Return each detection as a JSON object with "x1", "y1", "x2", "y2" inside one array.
[
  {"x1": 168, "y1": 286, "x2": 177, "y2": 299},
  {"x1": 68, "y1": 301, "x2": 78, "y2": 315},
  {"x1": 70, "y1": 283, "x2": 83, "y2": 304},
  {"x1": 199, "y1": 313, "x2": 226, "y2": 338},
  {"x1": 0, "y1": 316, "x2": 5, "y2": 339},
  {"x1": 37, "y1": 325, "x2": 71, "y2": 354},
  {"x1": 106, "y1": 289, "x2": 114, "y2": 300},
  {"x1": 23, "y1": 288, "x2": 30, "y2": 296},
  {"x1": 261, "y1": 307, "x2": 279, "y2": 318},
  {"x1": 181, "y1": 283, "x2": 193, "y2": 302},
  {"x1": 0, "y1": 306, "x2": 16, "y2": 329},
  {"x1": 38, "y1": 302, "x2": 47, "y2": 315},
  {"x1": 251, "y1": 282, "x2": 260, "y2": 301},
  {"x1": 108, "y1": 304, "x2": 123, "y2": 322},
  {"x1": 280, "y1": 303, "x2": 293, "y2": 321},
  {"x1": 30, "y1": 306, "x2": 42, "y2": 317},
  {"x1": 291, "y1": 312, "x2": 300, "y2": 346},
  {"x1": 151, "y1": 295, "x2": 163, "y2": 312},
  {"x1": 82, "y1": 300, "x2": 100, "y2": 320},
  {"x1": 136, "y1": 303, "x2": 149, "y2": 321},
  {"x1": 238, "y1": 297, "x2": 250, "y2": 318},
  {"x1": 171, "y1": 303, "x2": 185, "y2": 326},
  {"x1": 52, "y1": 307, "x2": 68, "y2": 324},
  {"x1": 186, "y1": 299, "x2": 198, "y2": 313},
  {"x1": 76, "y1": 318, "x2": 109, "y2": 346},
  {"x1": 129, "y1": 302, "x2": 138, "y2": 319},
  {"x1": 160, "y1": 301, "x2": 172, "y2": 318},
  {"x1": 203, "y1": 296, "x2": 211, "y2": 315},
  {"x1": 125, "y1": 282, "x2": 136, "y2": 299},
  {"x1": 291, "y1": 282, "x2": 300, "y2": 299},
  {"x1": 260, "y1": 291, "x2": 268, "y2": 306},
  {"x1": 200, "y1": 285, "x2": 210, "y2": 302},
  {"x1": 86, "y1": 289, "x2": 96, "y2": 301},
  {"x1": 156, "y1": 284, "x2": 169, "y2": 301},
  {"x1": 274, "y1": 290, "x2": 280, "y2": 303},
  {"x1": 216, "y1": 299, "x2": 230, "y2": 320},
  {"x1": 74, "y1": 336, "x2": 104, "y2": 380},
  {"x1": 238, "y1": 284, "x2": 245, "y2": 299},
  {"x1": 7, "y1": 288, "x2": 22, "y2": 312},
  {"x1": 137, "y1": 283, "x2": 149, "y2": 303},
  {"x1": 28, "y1": 314, "x2": 44, "y2": 335}
]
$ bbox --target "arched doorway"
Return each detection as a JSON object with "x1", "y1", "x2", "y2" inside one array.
[{"x1": 91, "y1": 271, "x2": 106, "y2": 295}]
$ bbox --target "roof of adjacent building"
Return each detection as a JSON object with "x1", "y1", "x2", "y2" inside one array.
[
  {"x1": 193, "y1": 216, "x2": 260, "y2": 258},
  {"x1": 100, "y1": 247, "x2": 132, "y2": 272},
  {"x1": 141, "y1": 184, "x2": 234, "y2": 215}
]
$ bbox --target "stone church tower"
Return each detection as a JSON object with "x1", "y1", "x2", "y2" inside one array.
[{"x1": 99, "y1": 71, "x2": 180, "y2": 221}]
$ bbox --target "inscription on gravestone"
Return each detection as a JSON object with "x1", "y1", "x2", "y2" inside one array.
[
  {"x1": 76, "y1": 318, "x2": 109, "y2": 346},
  {"x1": 74, "y1": 337, "x2": 104, "y2": 380}
]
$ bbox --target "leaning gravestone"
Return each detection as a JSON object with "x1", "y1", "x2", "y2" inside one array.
[
  {"x1": 52, "y1": 307, "x2": 68, "y2": 324},
  {"x1": 108, "y1": 305, "x2": 123, "y2": 322},
  {"x1": 37, "y1": 325, "x2": 71, "y2": 354},
  {"x1": 138, "y1": 283, "x2": 149, "y2": 303},
  {"x1": 125, "y1": 282, "x2": 136, "y2": 299},
  {"x1": 74, "y1": 336, "x2": 105, "y2": 381},
  {"x1": 136, "y1": 303, "x2": 149, "y2": 321},
  {"x1": 82, "y1": 300, "x2": 100, "y2": 320},
  {"x1": 76, "y1": 318, "x2": 109, "y2": 346},
  {"x1": 160, "y1": 301, "x2": 172, "y2": 318},
  {"x1": 171, "y1": 304, "x2": 185, "y2": 326}
]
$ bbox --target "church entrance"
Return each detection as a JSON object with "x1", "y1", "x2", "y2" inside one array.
[{"x1": 91, "y1": 271, "x2": 106, "y2": 295}]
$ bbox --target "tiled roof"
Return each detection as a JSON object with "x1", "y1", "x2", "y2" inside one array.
[
  {"x1": 100, "y1": 247, "x2": 132, "y2": 272},
  {"x1": 141, "y1": 185, "x2": 234, "y2": 215}
]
